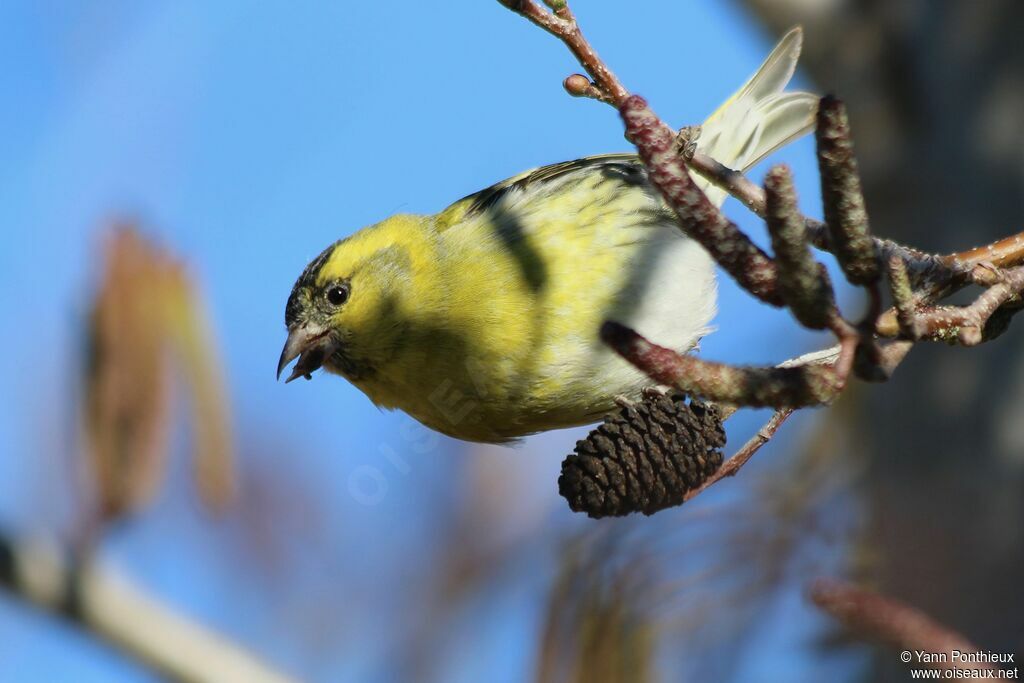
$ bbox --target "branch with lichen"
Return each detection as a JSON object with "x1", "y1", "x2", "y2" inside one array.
[{"x1": 497, "y1": 0, "x2": 1024, "y2": 516}]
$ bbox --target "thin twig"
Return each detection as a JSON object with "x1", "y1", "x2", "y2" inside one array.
[
  {"x1": 690, "y1": 157, "x2": 1024, "y2": 283},
  {"x1": 497, "y1": 0, "x2": 628, "y2": 104},
  {"x1": 917, "y1": 265, "x2": 1024, "y2": 345},
  {"x1": 876, "y1": 264, "x2": 1024, "y2": 343},
  {"x1": 945, "y1": 231, "x2": 1024, "y2": 271},
  {"x1": 684, "y1": 408, "x2": 794, "y2": 502}
]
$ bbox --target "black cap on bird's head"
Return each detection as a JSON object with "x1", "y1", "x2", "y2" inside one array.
[
  {"x1": 277, "y1": 224, "x2": 421, "y2": 385},
  {"x1": 277, "y1": 242, "x2": 351, "y2": 383}
]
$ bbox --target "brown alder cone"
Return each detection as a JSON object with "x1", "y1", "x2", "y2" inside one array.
[{"x1": 559, "y1": 392, "x2": 725, "y2": 518}]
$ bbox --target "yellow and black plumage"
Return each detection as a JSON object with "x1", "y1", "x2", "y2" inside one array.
[{"x1": 278, "y1": 28, "x2": 817, "y2": 443}]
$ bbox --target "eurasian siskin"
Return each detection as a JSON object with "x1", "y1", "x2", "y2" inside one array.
[{"x1": 278, "y1": 29, "x2": 816, "y2": 443}]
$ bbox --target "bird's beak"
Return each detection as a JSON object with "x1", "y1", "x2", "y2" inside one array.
[{"x1": 277, "y1": 324, "x2": 332, "y2": 383}]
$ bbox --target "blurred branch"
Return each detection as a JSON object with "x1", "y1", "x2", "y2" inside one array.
[
  {"x1": 14, "y1": 225, "x2": 273, "y2": 681},
  {"x1": 810, "y1": 578, "x2": 1000, "y2": 674},
  {"x1": 0, "y1": 533, "x2": 297, "y2": 683}
]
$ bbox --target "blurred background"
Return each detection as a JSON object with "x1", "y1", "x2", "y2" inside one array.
[{"x1": 1, "y1": 1, "x2": 1022, "y2": 681}]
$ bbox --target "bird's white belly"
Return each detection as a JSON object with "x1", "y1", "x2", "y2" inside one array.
[{"x1": 525, "y1": 232, "x2": 717, "y2": 425}]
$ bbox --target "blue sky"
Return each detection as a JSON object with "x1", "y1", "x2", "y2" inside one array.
[{"x1": 0, "y1": 2, "x2": 848, "y2": 681}]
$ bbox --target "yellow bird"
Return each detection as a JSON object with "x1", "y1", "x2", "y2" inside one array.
[{"x1": 278, "y1": 28, "x2": 816, "y2": 443}]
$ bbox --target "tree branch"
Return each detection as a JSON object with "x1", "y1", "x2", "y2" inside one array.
[
  {"x1": 497, "y1": 0, "x2": 629, "y2": 105},
  {"x1": 619, "y1": 95, "x2": 784, "y2": 306},
  {"x1": 810, "y1": 578, "x2": 1000, "y2": 674},
  {"x1": 684, "y1": 408, "x2": 794, "y2": 502},
  {"x1": 0, "y1": 532, "x2": 297, "y2": 683},
  {"x1": 500, "y1": 0, "x2": 1024, "y2": 516}
]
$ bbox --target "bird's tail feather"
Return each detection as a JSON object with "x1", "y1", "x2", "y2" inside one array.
[{"x1": 696, "y1": 27, "x2": 818, "y2": 206}]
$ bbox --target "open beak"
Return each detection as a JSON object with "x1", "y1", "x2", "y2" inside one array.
[{"x1": 277, "y1": 325, "x2": 333, "y2": 383}]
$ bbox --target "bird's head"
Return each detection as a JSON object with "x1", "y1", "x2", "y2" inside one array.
[{"x1": 277, "y1": 215, "x2": 428, "y2": 384}]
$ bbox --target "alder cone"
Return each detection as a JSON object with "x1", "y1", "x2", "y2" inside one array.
[{"x1": 559, "y1": 392, "x2": 726, "y2": 518}]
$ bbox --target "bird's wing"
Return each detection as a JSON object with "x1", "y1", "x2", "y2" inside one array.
[{"x1": 449, "y1": 153, "x2": 653, "y2": 223}]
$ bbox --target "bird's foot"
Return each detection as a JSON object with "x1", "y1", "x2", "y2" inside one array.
[{"x1": 674, "y1": 125, "x2": 702, "y2": 160}]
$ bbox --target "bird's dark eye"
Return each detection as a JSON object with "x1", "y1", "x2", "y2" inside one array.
[{"x1": 326, "y1": 283, "x2": 349, "y2": 306}]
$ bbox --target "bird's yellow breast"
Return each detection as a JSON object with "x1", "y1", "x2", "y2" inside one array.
[
  {"x1": 286, "y1": 27, "x2": 817, "y2": 442},
  {"x1": 343, "y1": 158, "x2": 714, "y2": 442}
]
